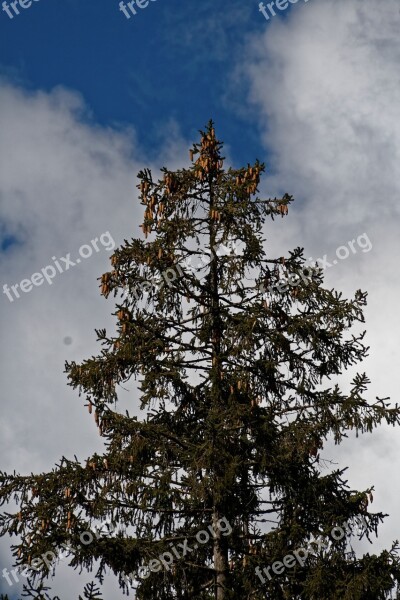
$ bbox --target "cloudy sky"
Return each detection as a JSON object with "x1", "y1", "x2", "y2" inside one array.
[{"x1": 1, "y1": 0, "x2": 400, "y2": 596}]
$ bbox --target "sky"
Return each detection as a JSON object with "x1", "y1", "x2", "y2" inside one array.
[{"x1": 1, "y1": 0, "x2": 400, "y2": 597}]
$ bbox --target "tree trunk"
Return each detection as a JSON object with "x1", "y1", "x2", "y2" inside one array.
[
  {"x1": 208, "y1": 171, "x2": 229, "y2": 599},
  {"x1": 213, "y1": 508, "x2": 228, "y2": 599}
]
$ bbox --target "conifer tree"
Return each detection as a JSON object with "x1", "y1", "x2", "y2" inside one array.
[{"x1": 1, "y1": 122, "x2": 400, "y2": 599}]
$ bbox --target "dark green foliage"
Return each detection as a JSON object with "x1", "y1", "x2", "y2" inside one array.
[
  {"x1": 78, "y1": 582, "x2": 103, "y2": 600},
  {"x1": 1, "y1": 122, "x2": 400, "y2": 599}
]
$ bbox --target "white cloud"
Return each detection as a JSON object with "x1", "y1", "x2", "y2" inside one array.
[
  {"x1": 241, "y1": 0, "x2": 400, "y2": 554},
  {"x1": 0, "y1": 81, "x2": 137, "y2": 469},
  {"x1": 0, "y1": 80, "x2": 189, "y2": 597}
]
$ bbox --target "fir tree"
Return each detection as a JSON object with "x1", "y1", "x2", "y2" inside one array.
[{"x1": 1, "y1": 122, "x2": 400, "y2": 599}]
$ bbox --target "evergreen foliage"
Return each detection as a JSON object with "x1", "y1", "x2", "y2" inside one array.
[{"x1": 1, "y1": 122, "x2": 400, "y2": 599}]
